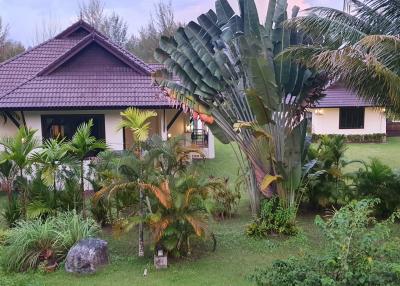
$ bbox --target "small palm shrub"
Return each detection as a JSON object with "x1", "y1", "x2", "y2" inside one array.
[
  {"x1": 246, "y1": 197, "x2": 298, "y2": 237},
  {"x1": 2, "y1": 195, "x2": 21, "y2": 227},
  {"x1": 304, "y1": 135, "x2": 354, "y2": 209},
  {"x1": 1, "y1": 211, "x2": 99, "y2": 272},
  {"x1": 209, "y1": 177, "x2": 241, "y2": 220},
  {"x1": 350, "y1": 159, "x2": 400, "y2": 218},
  {"x1": 250, "y1": 199, "x2": 400, "y2": 286}
]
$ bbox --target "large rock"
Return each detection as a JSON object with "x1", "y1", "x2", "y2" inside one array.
[{"x1": 65, "y1": 238, "x2": 109, "y2": 274}]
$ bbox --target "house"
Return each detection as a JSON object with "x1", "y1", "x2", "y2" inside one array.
[
  {"x1": 310, "y1": 83, "x2": 387, "y2": 142},
  {"x1": 0, "y1": 20, "x2": 215, "y2": 158}
]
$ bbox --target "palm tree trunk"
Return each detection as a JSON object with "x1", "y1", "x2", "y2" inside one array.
[
  {"x1": 80, "y1": 160, "x2": 86, "y2": 218},
  {"x1": 138, "y1": 187, "x2": 145, "y2": 257},
  {"x1": 53, "y1": 173, "x2": 57, "y2": 210},
  {"x1": 19, "y1": 167, "x2": 26, "y2": 219},
  {"x1": 138, "y1": 144, "x2": 145, "y2": 257}
]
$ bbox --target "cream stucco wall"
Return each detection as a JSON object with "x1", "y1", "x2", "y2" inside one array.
[
  {"x1": 0, "y1": 108, "x2": 215, "y2": 158},
  {"x1": 0, "y1": 110, "x2": 125, "y2": 150},
  {"x1": 311, "y1": 107, "x2": 386, "y2": 135}
]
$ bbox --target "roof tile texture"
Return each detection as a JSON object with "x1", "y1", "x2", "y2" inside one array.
[{"x1": 0, "y1": 21, "x2": 171, "y2": 109}]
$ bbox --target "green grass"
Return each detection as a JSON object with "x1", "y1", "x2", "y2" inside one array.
[
  {"x1": 1, "y1": 138, "x2": 400, "y2": 285},
  {"x1": 345, "y1": 137, "x2": 400, "y2": 171}
]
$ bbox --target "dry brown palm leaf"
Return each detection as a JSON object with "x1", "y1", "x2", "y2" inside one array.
[
  {"x1": 185, "y1": 215, "x2": 208, "y2": 237},
  {"x1": 150, "y1": 217, "x2": 172, "y2": 242},
  {"x1": 139, "y1": 181, "x2": 172, "y2": 209}
]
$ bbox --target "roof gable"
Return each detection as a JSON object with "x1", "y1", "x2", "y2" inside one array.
[
  {"x1": 0, "y1": 20, "x2": 172, "y2": 109},
  {"x1": 55, "y1": 20, "x2": 96, "y2": 39},
  {"x1": 47, "y1": 42, "x2": 132, "y2": 74},
  {"x1": 38, "y1": 33, "x2": 150, "y2": 76}
]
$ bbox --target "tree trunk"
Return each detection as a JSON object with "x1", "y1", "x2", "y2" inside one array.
[
  {"x1": 19, "y1": 168, "x2": 27, "y2": 219},
  {"x1": 138, "y1": 187, "x2": 145, "y2": 257},
  {"x1": 53, "y1": 171, "x2": 57, "y2": 210},
  {"x1": 80, "y1": 160, "x2": 86, "y2": 218}
]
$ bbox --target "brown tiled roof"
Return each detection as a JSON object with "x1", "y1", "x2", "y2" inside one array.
[
  {"x1": 315, "y1": 83, "x2": 376, "y2": 108},
  {"x1": 0, "y1": 20, "x2": 172, "y2": 109}
]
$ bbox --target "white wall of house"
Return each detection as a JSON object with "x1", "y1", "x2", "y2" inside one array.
[
  {"x1": 311, "y1": 107, "x2": 386, "y2": 135},
  {"x1": 0, "y1": 110, "x2": 125, "y2": 150},
  {"x1": 0, "y1": 108, "x2": 216, "y2": 158}
]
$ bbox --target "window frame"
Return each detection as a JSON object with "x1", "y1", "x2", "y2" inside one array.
[
  {"x1": 41, "y1": 114, "x2": 106, "y2": 141},
  {"x1": 339, "y1": 107, "x2": 365, "y2": 130}
]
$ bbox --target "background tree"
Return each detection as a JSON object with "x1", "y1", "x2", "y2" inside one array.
[
  {"x1": 280, "y1": 0, "x2": 400, "y2": 112},
  {"x1": 126, "y1": 0, "x2": 179, "y2": 62},
  {"x1": 0, "y1": 17, "x2": 25, "y2": 63},
  {"x1": 78, "y1": 0, "x2": 128, "y2": 46}
]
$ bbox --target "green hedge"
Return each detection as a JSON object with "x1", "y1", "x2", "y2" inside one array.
[{"x1": 311, "y1": 133, "x2": 386, "y2": 143}]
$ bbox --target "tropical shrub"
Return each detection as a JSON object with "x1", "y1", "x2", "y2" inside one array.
[
  {"x1": 1, "y1": 211, "x2": 99, "y2": 272},
  {"x1": 209, "y1": 177, "x2": 240, "y2": 220},
  {"x1": 304, "y1": 135, "x2": 354, "y2": 208},
  {"x1": 246, "y1": 197, "x2": 297, "y2": 237},
  {"x1": 2, "y1": 195, "x2": 21, "y2": 228},
  {"x1": 141, "y1": 175, "x2": 220, "y2": 257},
  {"x1": 350, "y1": 159, "x2": 400, "y2": 218},
  {"x1": 250, "y1": 199, "x2": 400, "y2": 286},
  {"x1": 311, "y1": 133, "x2": 387, "y2": 144}
]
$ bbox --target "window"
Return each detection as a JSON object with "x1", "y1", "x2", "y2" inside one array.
[
  {"x1": 41, "y1": 114, "x2": 105, "y2": 141},
  {"x1": 339, "y1": 107, "x2": 365, "y2": 129}
]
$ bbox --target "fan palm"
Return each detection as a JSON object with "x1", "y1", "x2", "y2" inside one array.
[
  {"x1": 117, "y1": 107, "x2": 157, "y2": 257},
  {"x1": 153, "y1": 0, "x2": 327, "y2": 216},
  {"x1": 67, "y1": 119, "x2": 107, "y2": 217},
  {"x1": 0, "y1": 127, "x2": 38, "y2": 217},
  {"x1": 32, "y1": 138, "x2": 74, "y2": 208},
  {"x1": 279, "y1": 0, "x2": 400, "y2": 112}
]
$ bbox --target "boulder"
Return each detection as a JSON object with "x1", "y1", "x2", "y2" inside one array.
[{"x1": 65, "y1": 238, "x2": 109, "y2": 274}]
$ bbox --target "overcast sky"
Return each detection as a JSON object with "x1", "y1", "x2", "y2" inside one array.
[{"x1": 0, "y1": 0, "x2": 341, "y2": 47}]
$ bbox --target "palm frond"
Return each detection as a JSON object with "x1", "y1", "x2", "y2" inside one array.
[{"x1": 118, "y1": 108, "x2": 157, "y2": 143}]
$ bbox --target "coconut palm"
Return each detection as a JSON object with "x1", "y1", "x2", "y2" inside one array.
[
  {"x1": 67, "y1": 119, "x2": 107, "y2": 217},
  {"x1": 279, "y1": 0, "x2": 400, "y2": 112},
  {"x1": 117, "y1": 107, "x2": 157, "y2": 257},
  {"x1": 0, "y1": 127, "x2": 38, "y2": 217},
  {"x1": 32, "y1": 138, "x2": 74, "y2": 208}
]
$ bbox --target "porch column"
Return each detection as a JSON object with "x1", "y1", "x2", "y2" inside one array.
[
  {"x1": 207, "y1": 129, "x2": 215, "y2": 159},
  {"x1": 160, "y1": 109, "x2": 168, "y2": 141}
]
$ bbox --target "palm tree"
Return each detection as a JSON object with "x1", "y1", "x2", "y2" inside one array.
[
  {"x1": 153, "y1": 0, "x2": 327, "y2": 217},
  {"x1": 0, "y1": 159, "x2": 16, "y2": 203},
  {"x1": 96, "y1": 173, "x2": 222, "y2": 256},
  {"x1": 279, "y1": 0, "x2": 400, "y2": 112},
  {"x1": 68, "y1": 119, "x2": 107, "y2": 217},
  {"x1": 0, "y1": 127, "x2": 38, "y2": 217},
  {"x1": 32, "y1": 138, "x2": 73, "y2": 208},
  {"x1": 146, "y1": 135, "x2": 204, "y2": 177},
  {"x1": 117, "y1": 107, "x2": 157, "y2": 257}
]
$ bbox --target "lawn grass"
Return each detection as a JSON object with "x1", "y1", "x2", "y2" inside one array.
[
  {"x1": 1, "y1": 138, "x2": 399, "y2": 285},
  {"x1": 345, "y1": 137, "x2": 400, "y2": 171}
]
